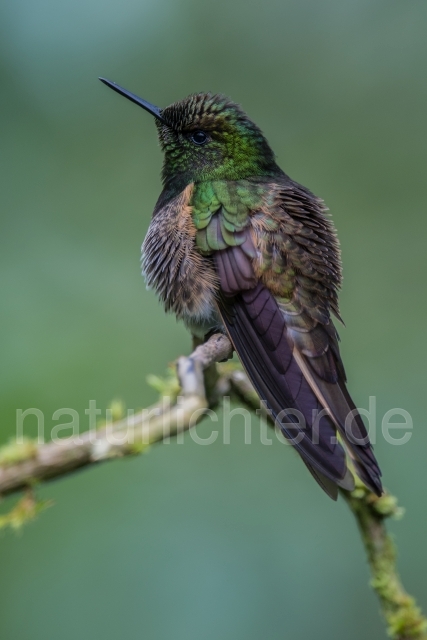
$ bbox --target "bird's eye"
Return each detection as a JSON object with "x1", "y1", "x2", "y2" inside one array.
[{"x1": 190, "y1": 130, "x2": 208, "y2": 145}]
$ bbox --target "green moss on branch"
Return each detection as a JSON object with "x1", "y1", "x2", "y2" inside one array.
[{"x1": 342, "y1": 482, "x2": 427, "y2": 640}]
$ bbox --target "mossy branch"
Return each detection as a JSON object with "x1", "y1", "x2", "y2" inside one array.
[
  {"x1": 0, "y1": 333, "x2": 425, "y2": 639},
  {"x1": 341, "y1": 486, "x2": 427, "y2": 640},
  {"x1": 0, "y1": 333, "x2": 232, "y2": 498}
]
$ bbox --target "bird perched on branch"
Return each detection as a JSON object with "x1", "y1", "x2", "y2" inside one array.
[{"x1": 100, "y1": 78, "x2": 382, "y2": 500}]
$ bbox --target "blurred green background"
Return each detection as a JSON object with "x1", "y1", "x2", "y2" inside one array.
[{"x1": 1, "y1": 1, "x2": 426, "y2": 638}]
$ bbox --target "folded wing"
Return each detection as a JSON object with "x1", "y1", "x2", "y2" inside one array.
[{"x1": 214, "y1": 236, "x2": 382, "y2": 499}]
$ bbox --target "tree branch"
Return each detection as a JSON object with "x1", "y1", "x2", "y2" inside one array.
[
  {"x1": 0, "y1": 333, "x2": 232, "y2": 497},
  {"x1": 0, "y1": 333, "x2": 425, "y2": 639},
  {"x1": 341, "y1": 487, "x2": 427, "y2": 640}
]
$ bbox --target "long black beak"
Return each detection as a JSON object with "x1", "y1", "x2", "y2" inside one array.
[{"x1": 99, "y1": 77, "x2": 165, "y2": 123}]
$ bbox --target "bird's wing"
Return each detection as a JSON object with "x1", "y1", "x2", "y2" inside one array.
[{"x1": 202, "y1": 179, "x2": 382, "y2": 498}]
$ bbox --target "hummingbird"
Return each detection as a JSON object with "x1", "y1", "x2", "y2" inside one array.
[{"x1": 100, "y1": 78, "x2": 382, "y2": 500}]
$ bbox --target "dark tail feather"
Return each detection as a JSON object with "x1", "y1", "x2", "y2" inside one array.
[
  {"x1": 336, "y1": 379, "x2": 383, "y2": 495},
  {"x1": 219, "y1": 284, "x2": 352, "y2": 497},
  {"x1": 292, "y1": 345, "x2": 382, "y2": 496},
  {"x1": 302, "y1": 462, "x2": 339, "y2": 500}
]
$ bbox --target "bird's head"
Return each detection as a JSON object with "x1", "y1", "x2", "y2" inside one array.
[{"x1": 100, "y1": 79, "x2": 279, "y2": 189}]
